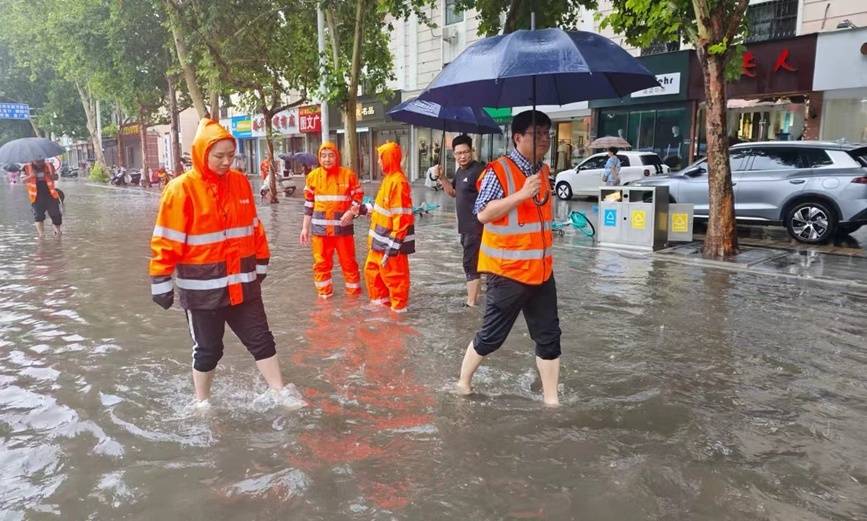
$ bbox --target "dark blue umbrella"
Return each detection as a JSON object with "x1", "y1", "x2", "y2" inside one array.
[
  {"x1": 291, "y1": 152, "x2": 317, "y2": 168},
  {"x1": 0, "y1": 137, "x2": 65, "y2": 164},
  {"x1": 387, "y1": 98, "x2": 503, "y2": 135},
  {"x1": 418, "y1": 28, "x2": 658, "y2": 107}
]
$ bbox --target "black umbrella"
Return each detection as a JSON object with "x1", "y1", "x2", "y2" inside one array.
[
  {"x1": 0, "y1": 137, "x2": 65, "y2": 164},
  {"x1": 418, "y1": 26, "x2": 658, "y2": 205}
]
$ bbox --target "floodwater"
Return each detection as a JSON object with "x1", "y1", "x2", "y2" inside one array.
[{"x1": 1, "y1": 178, "x2": 866, "y2": 520}]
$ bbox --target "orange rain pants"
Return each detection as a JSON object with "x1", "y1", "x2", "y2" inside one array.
[
  {"x1": 312, "y1": 235, "x2": 361, "y2": 297},
  {"x1": 364, "y1": 250, "x2": 410, "y2": 312}
]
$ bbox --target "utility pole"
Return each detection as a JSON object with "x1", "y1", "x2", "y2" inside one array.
[{"x1": 317, "y1": 3, "x2": 330, "y2": 144}]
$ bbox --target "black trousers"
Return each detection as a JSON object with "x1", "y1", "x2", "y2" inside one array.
[
  {"x1": 32, "y1": 195, "x2": 62, "y2": 225},
  {"x1": 473, "y1": 274, "x2": 561, "y2": 360},
  {"x1": 184, "y1": 297, "x2": 276, "y2": 372},
  {"x1": 460, "y1": 232, "x2": 481, "y2": 281}
]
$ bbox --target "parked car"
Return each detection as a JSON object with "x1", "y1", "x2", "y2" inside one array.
[
  {"x1": 553, "y1": 151, "x2": 670, "y2": 200},
  {"x1": 632, "y1": 141, "x2": 867, "y2": 244}
]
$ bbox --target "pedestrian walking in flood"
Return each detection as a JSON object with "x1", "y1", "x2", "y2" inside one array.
[
  {"x1": 455, "y1": 110, "x2": 562, "y2": 406},
  {"x1": 438, "y1": 134, "x2": 485, "y2": 307},
  {"x1": 149, "y1": 119, "x2": 305, "y2": 411},
  {"x1": 22, "y1": 159, "x2": 63, "y2": 238}
]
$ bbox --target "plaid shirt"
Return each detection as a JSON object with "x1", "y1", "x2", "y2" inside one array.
[{"x1": 473, "y1": 149, "x2": 545, "y2": 215}]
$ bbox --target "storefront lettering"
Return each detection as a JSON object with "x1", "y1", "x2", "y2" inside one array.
[
  {"x1": 299, "y1": 106, "x2": 322, "y2": 133},
  {"x1": 773, "y1": 48, "x2": 797, "y2": 72},
  {"x1": 741, "y1": 49, "x2": 799, "y2": 77}
]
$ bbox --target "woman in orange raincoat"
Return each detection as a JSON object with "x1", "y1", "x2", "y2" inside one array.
[
  {"x1": 149, "y1": 119, "x2": 304, "y2": 410},
  {"x1": 352, "y1": 142, "x2": 414, "y2": 312}
]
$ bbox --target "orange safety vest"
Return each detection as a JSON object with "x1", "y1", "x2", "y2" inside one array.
[
  {"x1": 368, "y1": 142, "x2": 415, "y2": 256},
  {"x1": 24, "y1": 163, "x2": 60, "y2": 203},
  {"x1": 477, "y1": 157, "x2": 553, "y2": 285},
  {"x1": 149, "y1": 119, "x2": 270, "y2": 309},
  {"x1": 303, "y1": 142, "x2": 364, "y2": 236}
]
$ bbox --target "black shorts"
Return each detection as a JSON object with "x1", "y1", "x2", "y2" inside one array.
[
  {"x1": 184, "y1": 297, "x2": 276, "y2": 372},
  {"x1": 32, "y1": 196, "x2": 62, "y2": 225},
  {"x1": 473, "y1": 274, "x2": 561, "y2": 360},
  {"x1": 460, "y1": 233, "x2": 481, "y2": 281}
]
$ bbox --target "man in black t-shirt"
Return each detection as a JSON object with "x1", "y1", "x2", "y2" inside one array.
[{"x1": 439, "y1": 134, "x2": 484, "y2": 307}]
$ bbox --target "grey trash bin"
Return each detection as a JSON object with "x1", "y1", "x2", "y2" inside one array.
[{"x1": 598, "y1": 186, "x2": 669, "y2": 251}]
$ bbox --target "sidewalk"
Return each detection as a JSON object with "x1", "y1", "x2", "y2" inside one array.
[{"x1": 654, "y1": 241, "x2": 867, "y2": 289}]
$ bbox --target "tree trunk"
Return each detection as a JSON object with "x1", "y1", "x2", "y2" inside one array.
[
  {"x1": 264, "y1": 109, "x2": 279, "y2": 204},
  {"x1": 29, "y1": 119, "x2": 42, "y2": 138},
  {"x1": 76, "y1": 82, "x2": 106, "y2": 166},
  {"x1": 345, "y1": 0, "x2": 367, "y2": 177},
  {"x1": 117, "y1": 124, "x2": 126, "y2": 168},
  {"x1": 167, "y1": 74, "x2": 184, "y2": 175},
  {"x1": 164, "y1": 0, "x2": 207, "y2": 119},
  {"x1": 698, "y1": 50, "x2": 739, "y2": 258},
  {"x1": 503, "y1": 0, "x2": 522, "y2": 33},
  {"x1": 209, "y1": 80, "x2": 220, "y2": 120},
  {"x1": 139, "y1": 106, "x2": 151, "y2": 188}
]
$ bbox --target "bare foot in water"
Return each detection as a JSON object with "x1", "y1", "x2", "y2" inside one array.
[
  {"x1": 454, "y1": 381, "x2": 473, "y2": 396},
  {"x1": 543, "y1": 398, "x2": 561, "y2": 407}
]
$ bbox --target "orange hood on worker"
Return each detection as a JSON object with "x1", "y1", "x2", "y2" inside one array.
[
  {"x1": 191, "y1": 118, "x2": 236, "y2": 177},
  {"x1": 318, "y1": 141, "x2": 341, "y2": 175},
  {"x1": 377, "y1": 141, "x2": 403, "y2": 175}
]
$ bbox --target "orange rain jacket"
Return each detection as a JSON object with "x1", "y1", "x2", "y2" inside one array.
[
  {"x1": 476, "y1": 157, "x2": 553, "y2": 285},
  {"x1": 367, "y1": 142, "x2": 414, "y2": 256},
  {"x1": 303, "y1": 142, "x2": 365, "y2": 236},
  {"x1": 149, "y1": 119, "x2": 270, "y2": 310},
  {"x1": 23, "y1": 163, "x2": 59, "y2": 203}
]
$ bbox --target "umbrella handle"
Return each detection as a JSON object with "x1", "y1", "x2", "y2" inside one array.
[{"x1": 533, "y1": 192, "x2": 549, "y2": 206}]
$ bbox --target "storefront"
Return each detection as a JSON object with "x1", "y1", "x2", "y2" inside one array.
[
  {"x1": 813, "y1": 27, "x2": 867, "y2": 144},
  {"x1": 691, "y1": 34, "x2": 818, "y2": 157},
  {"x1": 251, "y1": 107, "x2": 308, "y2": 173},
  {"x1": 324, "y1": 94, "x2": 404, "y2": 180},
  {"x1": 592, "y1": 50, "x2": 696, "y2": 170}
]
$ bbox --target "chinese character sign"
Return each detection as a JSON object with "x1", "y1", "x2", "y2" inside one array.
[
  {"x1": 299, "y1": 106, "x2": 321, "y2": 134},
  {"x1": 0, "y1": 103, "x2": 30, "y2": 120}
]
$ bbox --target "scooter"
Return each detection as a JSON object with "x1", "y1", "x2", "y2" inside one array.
[{"x1": 110, "y1": 167, "x2": 129, "y2": 186}]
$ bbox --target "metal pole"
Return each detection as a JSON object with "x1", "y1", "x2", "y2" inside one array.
[{"x1": 317, "y1": 4, "x2": 330, "y2": 144}]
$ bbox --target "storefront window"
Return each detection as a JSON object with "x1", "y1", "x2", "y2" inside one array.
[
  {"x1": 821, "y1": 93, "x2": 867, "y2": 144},
  {"x1": 551, "y1": 117, "x2": 590, "y2": 171},
  {"x1": 374, "y1": 128, "x2": 410, "y2": 178},
  {"x1": 599, "y1": 107, "x2": 689, "y2": 169}
]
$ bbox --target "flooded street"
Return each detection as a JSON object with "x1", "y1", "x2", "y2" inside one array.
[{"x1": 1, "y1": 178, "x2": 866, "y2": 520}]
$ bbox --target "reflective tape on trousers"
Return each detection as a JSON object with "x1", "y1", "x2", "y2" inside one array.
[
  {"x1": 256, "y1": 264, "x2": 267, "y2": 274},
  {"x1": 174, "y1": 271, "x2": 257, "y2": 290},
  {"x1": 314, "y1": 278, "x2": 333, "y2": 288}
]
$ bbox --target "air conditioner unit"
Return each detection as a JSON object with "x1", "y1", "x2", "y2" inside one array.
[{"x1": 442, "y1": 26, "x2": 458, "y2": 44}]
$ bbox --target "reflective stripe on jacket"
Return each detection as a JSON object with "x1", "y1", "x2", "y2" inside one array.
[
  {"x1": 149, "y1": 119, "x2": 270, "y2": 309},
  {"x1": 477, "y1": 157, "x2": 553, "y2": 285},
  {"x1": 303, "y1": 166, "x2": 363, "y2": 236},
  {"x1": 367, "y1": 171, "x2": 414, "y2": 256},
  {"x1": 24, "y1": 163, "x2": 59, "y2": 203}
]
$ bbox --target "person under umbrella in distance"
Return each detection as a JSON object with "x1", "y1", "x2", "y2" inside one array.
[{"x1": 455, "y1": 110, "x2": 562, "y2": 406}]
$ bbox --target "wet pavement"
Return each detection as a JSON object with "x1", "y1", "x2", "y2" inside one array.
[{"x1": 1, "y1": 178, "x2": 866, "y2": 520}]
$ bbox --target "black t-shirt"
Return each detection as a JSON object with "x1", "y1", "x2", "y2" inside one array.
[{"x1": 452, "y1": 160, "x2": 484, "y2": 235}]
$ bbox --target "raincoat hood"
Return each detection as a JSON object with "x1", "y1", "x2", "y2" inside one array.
[
  {"x1": 377, "y1": 141, "x2": 403, "y2": 176},
  {"x1": 318, "y1": 141, "x2": 341, "y2": 175},
  {"x1": 191, "y1": 118, "x2": 236, "y2": 177}
]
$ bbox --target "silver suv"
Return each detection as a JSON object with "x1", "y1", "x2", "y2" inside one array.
[{"x1": 633, "y1": 141, "x2": 867, "y2": 243}]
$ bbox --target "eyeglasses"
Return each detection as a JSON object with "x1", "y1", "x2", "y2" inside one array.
[{"x1": 521, "y1": 130, "x2": 554, "y2": 140}]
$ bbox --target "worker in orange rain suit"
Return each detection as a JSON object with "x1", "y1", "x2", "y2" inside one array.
[
  {"x1": 23, "y1": 159, "x2": 63, "y2": 238},
  {"x1": 353, "y1": 141, "x2": 414, "y2": 312},
  {"x1": 149, "y1": 118, "x2": 304, "y2": 409},
  {"x1": 299, "y1": 142, "x2": 365, "y2": 298}
]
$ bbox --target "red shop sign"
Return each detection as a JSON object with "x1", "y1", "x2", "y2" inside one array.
[
  {"x1": 299, "y1": 106, "x2": 321, "y2": 134},
  {"x1": 741, "y1": 48, "x2": 799, "y2": 78}
]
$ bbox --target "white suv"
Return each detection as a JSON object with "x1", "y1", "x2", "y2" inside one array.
[{"x1": 554, "y1": 151, "x2": 670, "y2": 200}]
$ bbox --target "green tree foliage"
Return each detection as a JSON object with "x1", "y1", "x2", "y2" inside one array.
[{"x1": 454, "y1": 0, "x2": 596, "y2": 36}]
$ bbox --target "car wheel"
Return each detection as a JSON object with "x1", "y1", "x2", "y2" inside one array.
[
  {"x1": 555, "y1": 182, "x2": 572, "y2": 201},
  {"x1": 785, "y1": 201, "x2": 837, "y2": 244}
]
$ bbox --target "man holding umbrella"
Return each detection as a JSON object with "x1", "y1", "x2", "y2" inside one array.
[
  {"x1": 438, "y1": 134, "x2": 485, "y2": 307},
  {"x1": 455, "y1": 110, "x2": 561, "y2": 406},
  {"x1": 23, "y1": 158, "x2": 63, "y2": 238}
]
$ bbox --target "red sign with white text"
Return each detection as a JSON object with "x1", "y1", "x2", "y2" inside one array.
[{"x1": 299, "y1": 106, "x2": 322, "y2": 134}]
